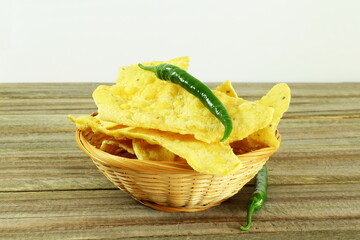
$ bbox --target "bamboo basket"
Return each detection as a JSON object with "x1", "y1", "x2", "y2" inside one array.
[{"x1": 75, "y1": 128, "x2": 279, "y2": 212}]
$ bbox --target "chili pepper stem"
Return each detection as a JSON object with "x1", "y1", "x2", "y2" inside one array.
[
  {"x1": 240, "y1": 203, "x2": 256, "y2": 231},
  {"x1": 138, "y1": 64, "x2": 157, "y2": 72}
]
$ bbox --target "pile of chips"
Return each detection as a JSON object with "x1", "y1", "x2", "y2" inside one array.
[{"x1": 69, "y1": 57, "x2": 290, "y2": 176}]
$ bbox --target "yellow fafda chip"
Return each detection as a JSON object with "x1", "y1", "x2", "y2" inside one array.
[
  {"x1": 132, "y1": 139, "x2": 176, "y2": 162},
  {"x1": 123, "y1": 128, "x2": 242, "y2": 175},
  {"x1": 215, "y1": 80, "x2": 238, "y2": 98},
  {"x1": 70, "y1": 115, "x2": 242, "y2": 176},
  {"x1": 100, "y1": 139, "x2": 134, "y2": 155},
  {"x1": 248, "y1": 83, "x2": 291, "y2": 148},
  {"x1": 94, "y1": 57, "x2": 274, "y2": 143},
  {"x1": 94, "y1": 86, "x2": 273, "y2": 143},
  {"x1": 116, "y1": 56, "x2": 190, "y2": 86},
  {"x1": 215, "y1": 81, "x2": 291, "y2": 148}
]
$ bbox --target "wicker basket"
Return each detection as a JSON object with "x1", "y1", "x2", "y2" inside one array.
[{"x1": 75, "y1": 128, "x2": 279, "y2": 212}]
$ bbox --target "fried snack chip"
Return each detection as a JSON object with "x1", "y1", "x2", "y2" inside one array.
[
  {"x1": 100, "y1": 139, "x2": 135, "y2": 155},
  {"x1": 70, "y1": 115, "x2": 242, "y2": 176},
  {"x1": 119, "y1": 128, "x2": 242, "y2": 175},
  {"x1": 133, "y1": 139, "x2": 176, "y2": 162},
  {"x1": 94, "y1": 61, "x2": 274, "y2": 143},
  {"x1": 215, "y1": 82, "x2": 290, "y2": 148},
  {"x1": 248, "y1": 83, "x2": 291, "y2": 148},
  {"x1": 116, "y1": 56, "x2": 190, "y2": 86},
  {"x1": 215, "y1": 80, "x2": 238, "y2": 98}
]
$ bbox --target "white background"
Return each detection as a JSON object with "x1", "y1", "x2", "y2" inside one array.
[{"x1": 1, "y1": 0, "x2": 359, "y2": 83}]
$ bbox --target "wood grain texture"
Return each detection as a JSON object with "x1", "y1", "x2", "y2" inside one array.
[
  {"x1": 1, "y1": 83, "x2": 360, "y2": 117},
  {"x1": 0, "y1": 184, "x2": 359, "y2": 239},
  {"x1": 0, "y1": 83, "x2": 359, "y2": 239}
]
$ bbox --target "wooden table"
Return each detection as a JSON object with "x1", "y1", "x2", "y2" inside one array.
[{"x1": 1, "y1": 83, "x2": 359, "y2": 239}]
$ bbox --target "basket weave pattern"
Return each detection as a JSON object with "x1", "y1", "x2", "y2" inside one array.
[{"x1": 76, "y1": 129, "x2": 278, "y2": 212}]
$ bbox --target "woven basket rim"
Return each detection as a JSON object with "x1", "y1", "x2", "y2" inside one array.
[{"x1": 75, "y1": 128, "x2": 279, "y2": 175}]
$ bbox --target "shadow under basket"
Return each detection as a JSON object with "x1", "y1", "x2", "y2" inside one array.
[{"x1": 75, "y1": 129, "x2": 279, "y2": 212}]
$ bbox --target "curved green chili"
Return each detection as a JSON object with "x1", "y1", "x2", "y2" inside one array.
[
  {"x1": 240, "y1": 165, "x2": 268, "y2": 231},
  {"x1": 138, "y1": 63, "x2": 232, "y2": 142}
]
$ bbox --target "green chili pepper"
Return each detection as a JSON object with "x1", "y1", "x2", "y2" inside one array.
[
  {"x1": 240, "y1": 165, "x2": 268, "y2": 231},
  {"x1": 138, "y1": 63, "x2": 233, "y2": 142}
]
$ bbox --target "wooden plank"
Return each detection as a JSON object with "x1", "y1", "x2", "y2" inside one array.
[
  {"x1": 1, "y1": 115, "x2": 359, "y2": 191},
  {"x1": 0, "y1": 129, "x2": 113, "y2": 191},
  {"x1": 1, "y1": 83, "x2": 359, "y2": 99},
  {"x1": 1, "y1": 83, "x2": 360, "y2": 117},
  {"x1": 2, "y1": 218, "x2": 358, "y2": 240},
  {"x1": 0, "y1": 83, "x2": 359, "y2": 239},
  {"x1": 0, "y1": 114, "x2": 114, "y2": 191},
  {"x1": 0, "y1": 83, "x2": 100, "y2": 99},
  {"x1": 0, "y1": 183, "x2": 359, "y2": 239},
  {"x1": 0, "y1": 98, "x2": 97, "y2": 115},
  {"x1": 272, "y1": 117, "x2": 360, "y2": 184}
]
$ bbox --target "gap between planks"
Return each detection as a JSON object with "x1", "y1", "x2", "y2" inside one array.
[
  {"x1": 286, "y1": 115, "x2": 360, "y2": 119},
  {"x1": 0, "y1": 182, "x2": 358, "y2": 194},
  {"x1": 0, "y1": 187, "x2": 118, "y2": 194}
]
